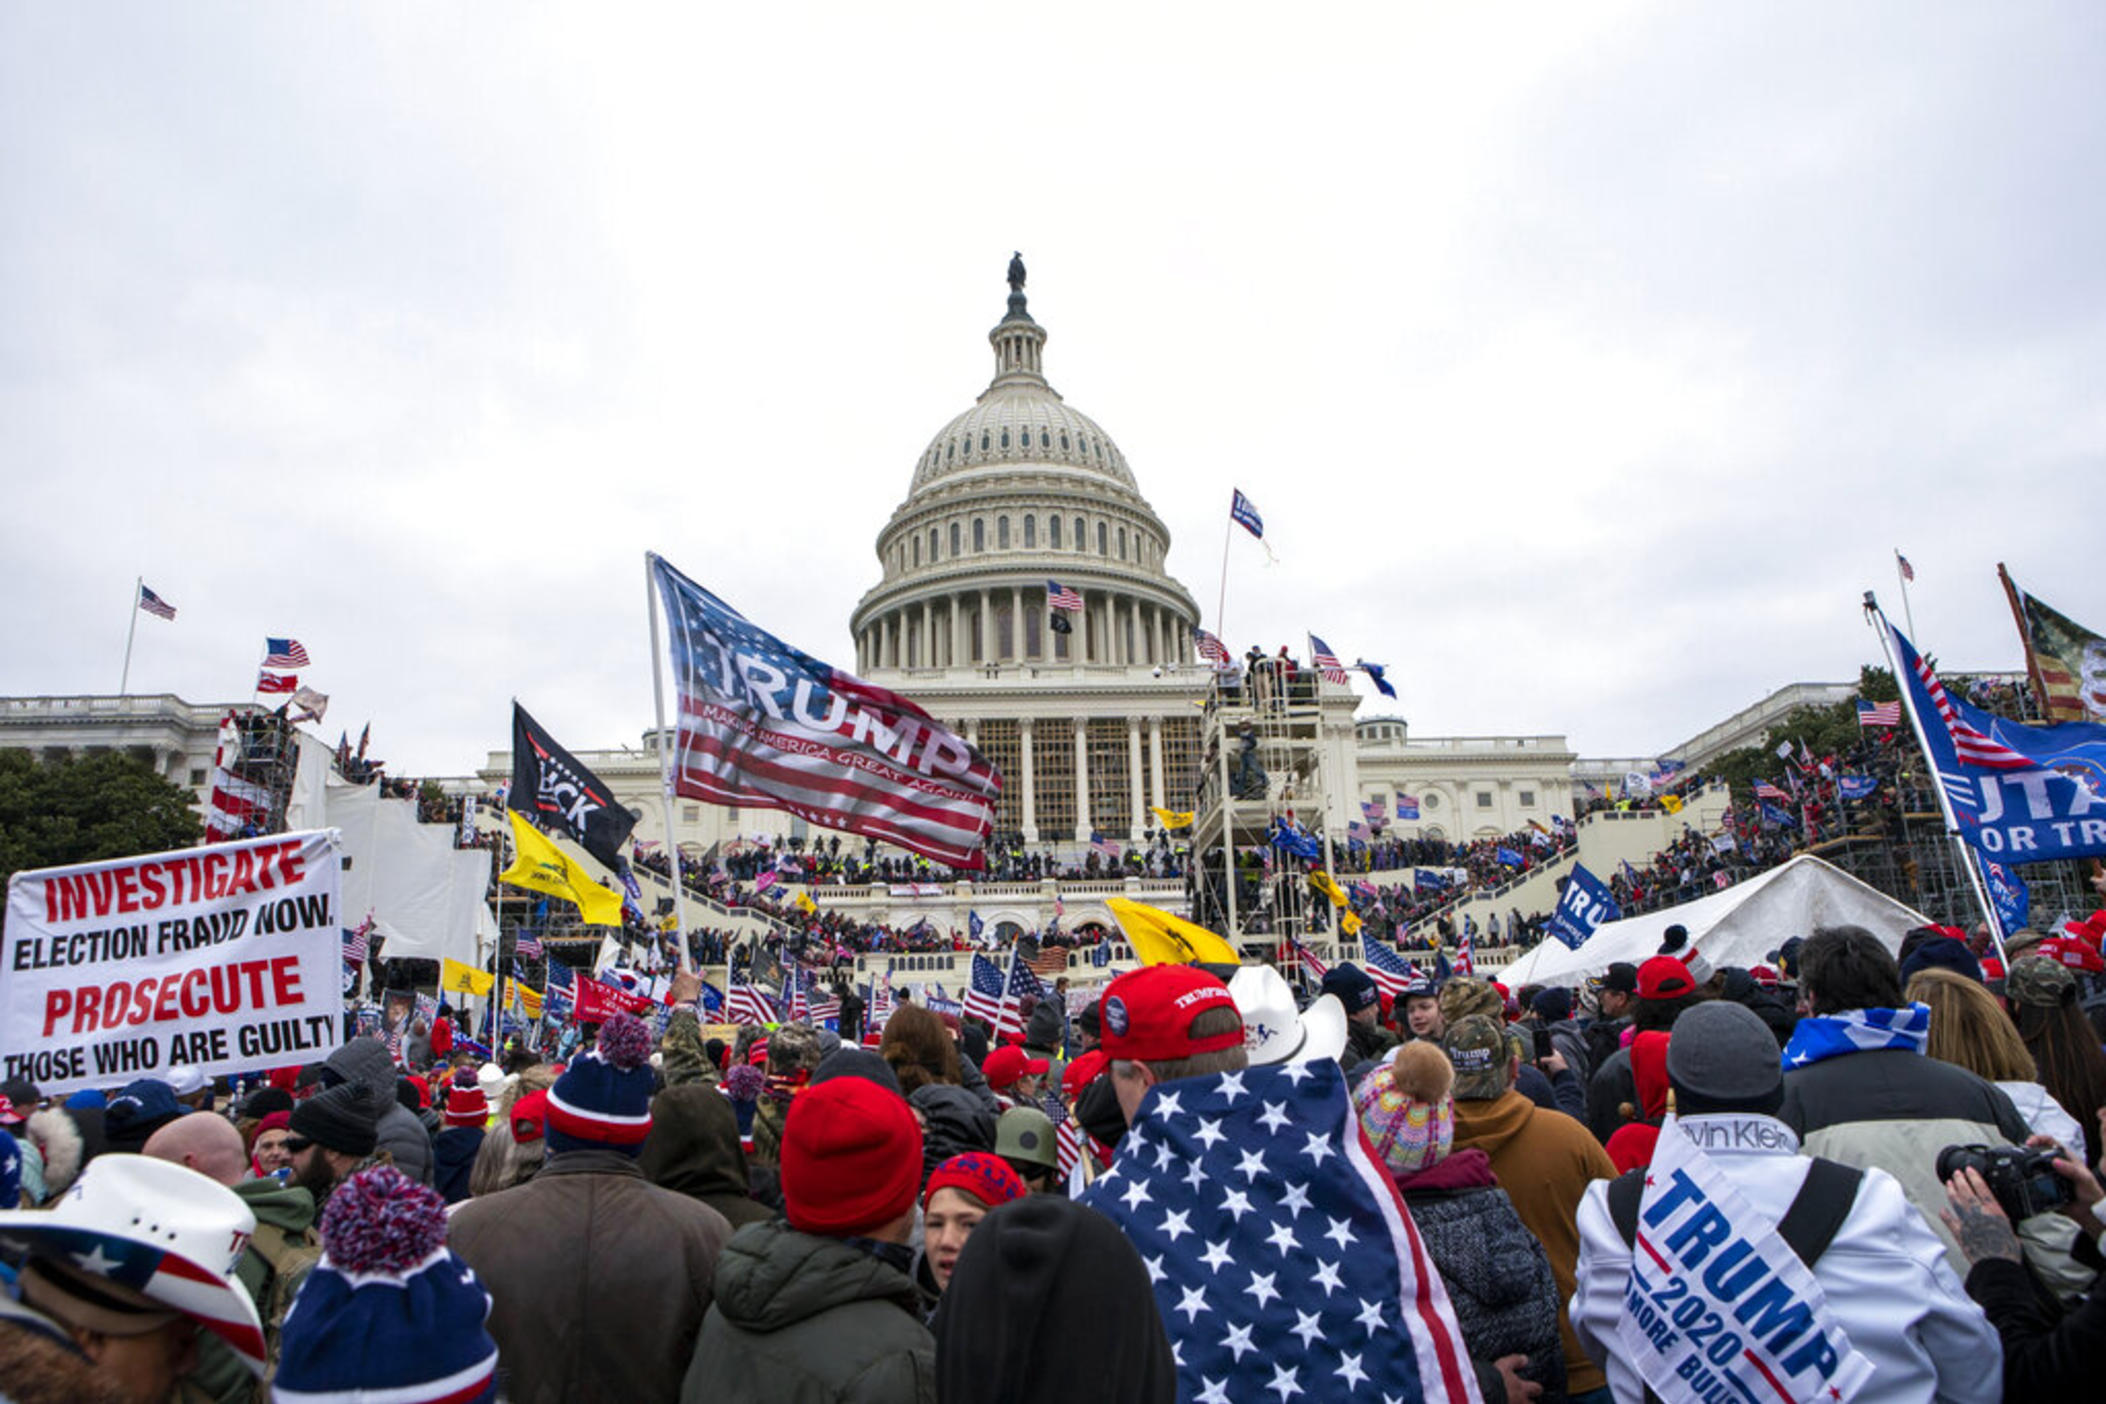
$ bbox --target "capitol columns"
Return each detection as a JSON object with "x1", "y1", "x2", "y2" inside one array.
[
  {"x1": 921, "y1": 600, "x2": 933, "y2": 668},
  {"x1": 1148, "y1": 716, "x2": 1165, "y2": 812},
  {"x1": 1072, "y1": 716, "x2": 1090, "y2": 840},
  {"x1": 1127, "y1": 717, "x2": 1145, "y2": 840},
  {"x1": 1019, "y1": 717, "x2": 1037, "y2": 843},
  {"x1": 978, "y1": 588, "x2": 992, "y2": 663}
]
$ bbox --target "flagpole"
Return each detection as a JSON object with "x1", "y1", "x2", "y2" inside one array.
[
  {"x1": 119, "y1": 577, "x2": 141, "y2": 696},
  {"x1": 1996, "y1": 563, "x2": 2055, "y2": 721},
  {"x1": 1894, "y1": 551, "x2": 1918, "y2": 643},
  {"x1": 1864, "y1": 594, "x2": 2005, "y2": 961},
  {"x1": 1214, "y1": 512, "x2": 1233, "y2": 645},
  {"x1": 645, "y1": 553, "x2": 695, "y2": 975}
]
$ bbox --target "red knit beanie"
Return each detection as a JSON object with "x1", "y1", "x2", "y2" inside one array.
[
  {"x1": 780, "y1": 1078, "x2": 923, "y2": 1237},
  {"x1": 442, "y1": 1069, "x2": 488, "y2": 1129}
]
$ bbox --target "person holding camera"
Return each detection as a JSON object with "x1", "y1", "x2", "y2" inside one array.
[{"x1": 1941, "y1": 1107, "x2": 2106, "y2": 1394}]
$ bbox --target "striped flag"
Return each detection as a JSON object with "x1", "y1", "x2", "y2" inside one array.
[
  {"x1": 1901, "y1": 637, "x2": 2033, "y2": 771},
  {"x1": 808, "y1": 986, "x2": 842, "y2": 1026},
  {"x1": 1290, "y1": 936, "x2": 1329, "y2": 980},
  {"x1": 1856, "y1": 699, "x2": 1901, "y2": 728},
  {"x1": 1193, "y1": 627, "x2": 1235, "y2": 671},
  {"x1": 1046, "y1": 580, "x2": 1083, "y2": 612},
  {"x1": 1361, "y1": 934, "x2": 1414, "y2": 998},
  {"x1": 1896, "y1": 551, "x2": 1915, "y2": 583},
  {"x1": 726, "y1": 981, "x2": 779, "y2": 1027},
  {"x1": 1308, "y1": 634, "x2": 1352, "y2": 687},
  {"x1": 1229, "y1": 488, "x2": 1264, "y2": 538},
  {"x1": 256, "y1": 672, "x2": 298, "y2": 694},
  {"x1": 1090, "y1": 835, "x2": 1123, "y2": 862},
  {"x1": 137, "y1": 584, "x2": 177, "y2": 620},
  {"x1": 651, "y1": 554, "x2": 1000, "y2": 870},
  {"x1": 1753, "y1": 780, "x2": 1792, "y2": 803},
  {"x1": 342, "y1": 920, "x2": 371, "y2": 967},
  {"x1": 963, "y1": 953, "x2": 1006, "y2": 1027},
  {"x1": 1454, "y1": 927, "x2": 1476, "y2": 976},
  {"x1": 514, "y1": 933, "x2": 543, "y2": 960},
  {"x1": 263, "y1": 637, "x2": 311, "y2": 668},
  {"x1": 1042, "y1": 1088, "x2": 1087, "y2": 1180}
]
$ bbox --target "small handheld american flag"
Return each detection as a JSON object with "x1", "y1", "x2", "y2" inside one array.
[{"x1": 1308, "y1": 634, "x2": 1352, "y2": 687}]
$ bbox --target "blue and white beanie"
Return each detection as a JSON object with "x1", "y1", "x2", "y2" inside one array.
[
  {"x1": 546, "y1": 1011, "x2": 656, "y2": 1156},
  {"x1": 273, "y1": 1164, "x2": 497, "y2": 1404}
]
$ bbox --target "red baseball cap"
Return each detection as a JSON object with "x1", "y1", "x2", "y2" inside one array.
[
  {"x1": 982, "y1": 1045, "x2": 1049, "y2": 1092},
  {"x1": 1637, "y1": 956, "x2": 1697, "y2": 1001},
  {"x1": 2039, "y1": 936, "x2": 2106, "y2": 975},
  {"x1": 1098, "y1": 966, "x2": 1242, "y2": 1063},
  {"x1": 1062, "y1": 1049, "x2": 1109, "y2": 1098}
]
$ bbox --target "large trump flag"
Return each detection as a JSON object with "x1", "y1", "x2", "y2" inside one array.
[{"x1": 650, "y1": 553, "x2": 1001, "y2": 870}]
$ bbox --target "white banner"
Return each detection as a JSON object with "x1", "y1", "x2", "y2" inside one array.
[
  {"x1": 3, "y1": 831, "x2": 344, "y2": 1095},
  {"x1": 1617, "y1": 1118, "x2": 1874, "y2": 1404}
]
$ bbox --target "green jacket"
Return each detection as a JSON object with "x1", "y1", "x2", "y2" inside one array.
[
  {"x1": 180, "y1": 1177, "x2": 319, "y2": 1403},
  {"x1": 683, "y1": 1221, "x2": 935, "y2": 1404}
]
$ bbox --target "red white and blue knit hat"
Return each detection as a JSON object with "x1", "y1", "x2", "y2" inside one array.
[
  {"x1": 442, "y1": 1068, "x2": 488, "y2": 1129},
  {"x1": 546, "y1": 1011, "x2": 656, "y2": 1155},
  {"x1": 272, "y1": 1164, "x2": 497, "y2": 1403}
]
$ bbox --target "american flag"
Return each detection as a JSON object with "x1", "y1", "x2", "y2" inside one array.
[
  {"x1": 1078, "y1": 1062, "x2": 1479, "y2": 1404},
  {"x1": 1361, "y1": 934, "x2": 1415, "y2": 998},
  {"x1": 263, "y1": 637, "x2": 311, "y2": 668},
  {"x1": 1897, "y1": 551, "x2": 1915, "y2": 583},
  {"x1": 1000, "y1": 951, "x2": 1047, "y2": 1040},
  {"x1": 1091, "y1": 835, "x2": 1124, "y2": 862},
  {"x1": 1856, "y1": 699, "x2": 1901, "y2": 728},
  {"x1": 1022, "y1": 941, "x2": 1070, "y2": 978},
  {"x1": 1891, "y1": 620, "x2": 2033, "y2": 771},
  {"x1": 1046, "y1": 579, "x2": 1084, "y2": 612},
  {"x1": 808, "y1": 986, "x2": 842, "y2": 1026},
  {"x1": 651, "y1": 554, "x2": 1001, "y2": 871},
  {"x1": 515, "y1": 933, "x2": 543, "y2": 960},
  {"x1": 1229, "y1": 487, "x2": 1265, "y2": 539},
  {"x1": 1361, "y1": 796, "x2": 1386, "y2": 822},
  {"x1": 341, "y1": 920, "x2": 371, "y2": 967},
  {"x1": 1290, "y1": 936, "x2": 1330, "y2": 980},
  {"x1": 137, "y1": 583, "x2": 177, "y2": 620},
  {"x1": 255, "y1": 671, "x2": 298, "y2": 694},
  {"x1": 782, "y1": 968, "x2": 810, "y2": 1024},
  {"x1": 1308, "y1": 634, "x2": 1352, "y2": 687},
  {"x1": 1753, "y1": 780, "x2": 1792, "y2": 803},
  {"x1": 1454, "y1": 927, "x2": 1476, "y2": 976},
  {"x1": 1040, "y1": 1088, "x2": 1088, "y2": 1181},
  {"x1": 1193, "y1": 627, "x2": 1235, "y2": 671},
  {"x1": 863, "y1": 971, "x2": 894, "y2": 1046},
  {"x1": 962, "y1": 953, "x2": 1007, "y2": 1027},
  {"x1": 726, "y1": 981, "x2": 780, "y2": 1027}
]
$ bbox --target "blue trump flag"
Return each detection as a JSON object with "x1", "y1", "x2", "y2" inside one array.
[
  {"x1": 1079, "y1": 1061, "x2": 1479, "y2": 1403},
  {"x1": 1494, "y1": 846, "x2": 1524, "y2": 867},
  {"x1": 1884, "y1": 612, "x2": 2106, "y2": 861},
  {"x1": 1413, "y1": 868, "x2": 1450, "y2": 893},
  {"x1": 1268, "y1": 817, "x2": 1323, "y2": 862},
  {"x1": 1759, "y1": 802, "x2": 1799, "y2": 829},
  {"x1": 1837, "y1": 774, "x2": 1879, "y2": 801},
  {"x1": 1545, "y1": 864, "x2": 1621, "y2": 950},
  {"x1": 1982, "y1": 858, "x2": 2031, "y2": 940}
]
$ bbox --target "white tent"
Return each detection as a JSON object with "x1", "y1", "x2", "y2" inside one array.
[
  {"x1": 328, "y1": 783, "x2": 492, "y2": 968},
  {"x1": 1499, "y1": 854, "x2": 1931, "y2": 987}
]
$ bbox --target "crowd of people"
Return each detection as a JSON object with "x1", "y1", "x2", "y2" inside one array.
[{"x1": 6, "y1": 900, "x2": 2106, "y2": 1401}]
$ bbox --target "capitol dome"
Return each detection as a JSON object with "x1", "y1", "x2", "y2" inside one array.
[{"x1": 851, "y1": 262, "x2": 1200, "y2": 680}]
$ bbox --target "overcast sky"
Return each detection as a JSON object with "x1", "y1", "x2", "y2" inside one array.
[{"x1": 5, "y1": 3, "x2": 2101, "y2": 777}]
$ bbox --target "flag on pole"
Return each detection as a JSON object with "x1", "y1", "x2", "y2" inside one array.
[
  {"x1": 1193, "y1": 628, "x2": 1235, "y2": 671},
  {"x1": 256, "y1": 672, "x2": 298, "y2": 694},
  {"x1": 1354, "y1": 660, "x2": 1397, "y2": 698},
  {"x1": 997, "y1": 949, "x2": 1044, "y2": 1041},
  {"x1": 1896, "y1": 551, "x2": 1915, "y2": 583},
  {"x1": 1361, "y1": 935, "x2": 1415, "y2": 997},
  {"x1": 1308, "y1": 634, "x2": 1352, "y2": 687},
  {"x1": 725, "y1": 981, "x2": 779, "y2": 1027},
  {"x1": 1856, "y1": 699, "x2": 1902, "y2": 728},
  {"x1": 1046, "y1": 580, "x2": 1083, "y2": 612},
  {"x1": 262, "y1": 638, "x2": 311, "y2": 668},
  {"x1": 1151, "y1": 806, "x2": 1195, "y2": 830},
  {"x1": 498, "y1": 810, "x2": 625, "y2": 927},
  {"x1": 650, "y1": 554, "x2": 1000, "y2": 870},
  {"x1": 1229, "y1": 488, "x2": 1264, "y2": 539},
  {"x1": 341, "y1": 920, "x2": 371, "y2": 968},
  {"x1": 962, "y1": 953, "x2": 1006, "y2": 1028},
  {"x1": 509, "y1": 704, "x2": 638, "y2": 873},
  {"x1": 2001, "y1": 567, "x2": 2106, "y2": 724},
  {"x1": 1104, "y1": 898, "x2": 1242, "y2": 966},
  {"x1": 137, "y1": 584, "x2": 177, "y2": 620},
  {"x1": 440, "y1": 958, "x2": 495, "y2": 998}
]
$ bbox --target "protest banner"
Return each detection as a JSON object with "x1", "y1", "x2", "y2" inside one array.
[
  {"x1": 1546, "y1": 864, "x2": 1621, "y2": 951},
  {"x1": 2, "y1": 830, "x2": 344, "y2": 1096},
  {"x1": 1618, "y1": 1120, "x2": 1874, "y2": 1404},
  {"x1": 572, "y1": 976, "x2": 659, "y2": 1024}
]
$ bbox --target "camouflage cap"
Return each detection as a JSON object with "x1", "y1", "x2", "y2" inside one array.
[
  {"x1": 1440, "y1": 1014, "x2": 1513, "y2": 1100},
  {"x1": 2006, "y1": 955, "x2": 2076, "y2": 1010},
  {"x1": 1437, "y1": 977, "x2": 1503, "y2": 1027}
]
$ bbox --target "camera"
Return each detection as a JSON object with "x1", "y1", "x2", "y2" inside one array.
[{"x1": 1936, "y1": 1143, "x2": 2073, "y2": 1222}]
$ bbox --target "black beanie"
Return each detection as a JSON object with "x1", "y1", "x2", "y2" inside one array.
[
  {"x1": 241, "y1": 1086, "x2": 295, "y2": 1120},
  {"x1": 289, "y1": 1083, "x2": 381, "y2": 1157}
]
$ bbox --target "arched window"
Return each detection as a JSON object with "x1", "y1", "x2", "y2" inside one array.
[
  {"x1": 950, "y1": 522, "x2": 961, "y2": 556},
  {"x1": 1060, "y1": 432, "x2": 1070, "y2": 451},
  {"x1": 929, "y1": 527, "x2": 939, "y2": 560},
  {"x1": 997, "y1": 517, "x2": 1010, "y2": 549},
  {"x1": 973, "y1": 519, "x2": 985, "y2": 553},
  {"x1": 912, "y1": 537, "x2": 921, "y2": 567},
  {"x1": 1000, "y1": 427, "x2": 1010, "y2": 450},
  {"x1": 1118, "y1": 527, "x2": 1127, "y2": 559},
  {"x1": 1024, "y1": 515, "x2": 1036, "y2": 548},
  {"x1": 946, "y1": 440, "x2": 955, "y2": 462},
  {"x1": 1040, "y1": 429, "x2": 1050, "y2": 448},
  {"x1": 1050, "y1": 515, "x2": 1062, "y2": 549},
  {"x1": 1097, "y1": 522, "x2": 1108, "y2": 555},
  {"x1": 981, "y1": 432, "x2": 990, "y2": 451},
  {"x1": 1074, "y1": 516, "x2": 1085, "y2": 551}
]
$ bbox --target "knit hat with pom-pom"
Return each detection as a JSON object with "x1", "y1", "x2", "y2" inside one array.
[
  {"x1": 1353, "y1": 1041, "x2": 1456, "y2": 1176},
  {"x1": 273, "y1": 1164, "x2": 498, "y2": 1403},
  {"x1": 546, "y1": 1011, "x2": 656, "y2": 1156},
  {"x1": 442, "y1": 1068, "x2": 489, "y2": 1129}
]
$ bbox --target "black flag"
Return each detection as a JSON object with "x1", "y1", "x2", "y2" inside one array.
[{"x1": 509, "y1": 703, "x2": 637, "y2": 872}]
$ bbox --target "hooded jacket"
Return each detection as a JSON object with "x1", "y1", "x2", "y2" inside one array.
[
  {"x1": 1452, "y1": 1088, "x2": 1617, "y2": 1396},
  {"x1": 453, "y1": 1148, "x2": 734, "y2": 1404},
  {"x1": 908, "y1": 1086, "x2": 995, "y2": 1183},
  {"x1": 321, "y1": 1037, "x2": 433, "y2": 1185},
  {"x1": 1393, "y1": 1147, "x2": 1567, "y2": 1402},
  {"x1": 642, "y1": 1083, "x2": 772, "y2": 1230},
  {"x1": 433, "y1": 1124, "x2": 484, "y2": 1205},
  {"x1": 683, "y1": 1220, "x2": 936, "y2": 1404}
]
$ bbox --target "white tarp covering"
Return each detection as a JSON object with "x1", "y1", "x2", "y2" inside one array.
[
  {"x1": 1500, "y1": 854, "x2": 1931, "y2": 987},
  {"x1": 327, "y1": 783, "x2": 491, "y2": 968}
]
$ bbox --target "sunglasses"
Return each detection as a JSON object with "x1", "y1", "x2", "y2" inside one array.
[{"x1": 283, "y1": 1135, "x2": 314, "y2": 1154}]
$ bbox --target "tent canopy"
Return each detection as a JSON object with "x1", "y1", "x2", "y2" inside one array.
[{"x1": 1500, "y1": 854, "x2": 1931, "y2": 987}]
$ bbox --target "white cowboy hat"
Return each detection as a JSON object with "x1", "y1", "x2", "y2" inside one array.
[
  {"x1": 1229, "y1": 965, "x2": 1349, "y2": 1066},
  {"x1": 0, "y1": 1153, "x2": 265, "y2": 1376}
]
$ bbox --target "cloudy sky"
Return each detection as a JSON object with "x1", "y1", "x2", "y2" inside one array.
[{"x1": 5, "y1": 3, "x2": 2100, "y2": 777}]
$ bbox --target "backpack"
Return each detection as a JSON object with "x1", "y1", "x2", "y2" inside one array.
[{"x1": 1605, "y1": 1158, "x2": 1864, "y2": 1404}]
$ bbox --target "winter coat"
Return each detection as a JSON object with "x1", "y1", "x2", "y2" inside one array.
[
  {"x1": 0, "y1": 1295, "x2": 128, "y2": 1404},
  {"x1": 1966, "y1": 1231, "x2": 2106, "y2": 1398},
  {"x1": 1345, "y1": 1017, "x2": 1399, "y2": 1067},
  {"x1": 684, "y1": 1220, "x2": 935, "y2": 1404},
  {"x1": 1584, "y1": 1046, "x2": 1635, "y2": 1145},
  {"x1": 433, "y1": 1126, "x2": 484, "y2": 1205},
  {"x1": 1579, "y1": 1015, "x2": 1629, "y2": 1083},
  {"x1": 1395, "y1": 1148, "x2": 1567, "y2": 1401},
  {"x1": 1780, "y1": 1044, "x2": 2089, "y2": 1293},
  {"x1": 1452, "y1": 1088, "x2": 1617, "y2": 1396},
  {"x1": 451, "y1": 1149, "x2": 734, "y2": 1404},
  {"x1": 641, "y1": 1083, "x2": 773, "y2": 1230},
  {"x1": 1541, "y1": 1016, "x2": 1593, "y2": 1087},
  {"x1": 1996, "y1": 1079, "x2": 2085, "y2": 1157},
  {"x1": 1574, "y1": 1114, "x2": 2003, "y2": 1404},
  {"x1": 321, "y1": 1037, "x2": 433, "y2": 1186},
  {"x1": 909, "y1": 1085, "x2": 995, "y2": 1182}
]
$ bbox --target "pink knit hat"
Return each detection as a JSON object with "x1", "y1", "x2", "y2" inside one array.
[{"x1": 1353, "y1": 1042, "x2": 1456, "y2": 1175}]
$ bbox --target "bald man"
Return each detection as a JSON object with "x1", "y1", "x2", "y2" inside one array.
[{"x1": 146, "y1": 1115, "x2": 320, "y2": 1391}]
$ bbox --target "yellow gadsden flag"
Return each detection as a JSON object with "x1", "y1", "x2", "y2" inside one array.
[
  {"x1": 1105, "y1": 897, "x2": 1241, "y2": 967},
  {"x1": 1150, "y1": 806, "x2": 1195, "y2": 831},
  {"x1": 440, "y1": 957, "x2": 494, "y2": 998},
  {"x1": 794, "y1": 890, "x2": 818, "y2": 916},
  {"x1": 1307, "y1": 869, "x2": 1350, "y2": 909},
  {"x1": 1659, "y1": 793, "x2": 1685, "y2": 815},
  {"x1": 500, "y1": 810, "x2": 623, "y2": 927}
]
